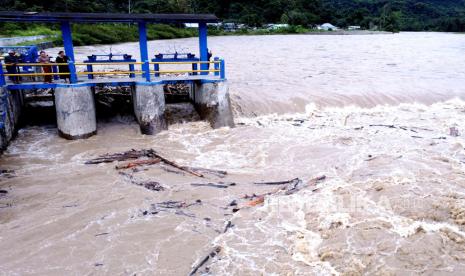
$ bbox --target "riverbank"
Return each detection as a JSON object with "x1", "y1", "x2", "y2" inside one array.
[
  {"x1": 0, "y1": 35, "x2": 50, "y2": 46},
  {"x1": 304, "y1": 30, "x2": 392, "y2": 35},
  {"x1": 0, "y1": 23, "x2": 392, "y2": 47}
]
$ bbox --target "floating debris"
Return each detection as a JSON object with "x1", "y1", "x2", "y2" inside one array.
[
  {"x1": 245, "y1": 176, "x2": 326, "y2": 206},
  {"x1": 189, "y1": 246, "x2": 221, "y2": 276},
  {"x1": 115, "y1": 158, "x2": 161, "y2": 170},
  {"x1": 0, "y1": 170, "x2": 15, "y2": 179},
  {"x1": 145, "y1": 199, "x2": 202, "y2": 218},
  {"x1": 152, "y1": 200, "x2": 202, "y2": 210},
  {"x1": 62, "y1": 203, "x2": 79, "y2": 208},
  {"x1": 87, "y1": 148, "x2": 219, "y2": 178},
  {"x1": 149, "y1": 151, "x2": 204, "y2": 177},
  {"x1": 191, "y1": 182, "x2": 236, "y2": 189},
  {"x1": 188, "y1": 167, "x2": 227, "y2": 178},
  {"x1": 85, "y1": 149, "x2": 153, "y2": 164},
  {"x1": 254, "y1": 178, "x2": 301, "y2": 185},
  {"x1": 119, "y1": 172, "x2": 165, "y2": 191},
  {"x1": 450, "y1": 127, "x2": 460, "y2": 137},
  {"x1": 369, "y1": 124, "x2": 396, "y2": 128}
]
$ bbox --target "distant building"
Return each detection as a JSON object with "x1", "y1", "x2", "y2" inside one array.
[
  {"x1": 223, "y1": 23, "x2": 237, "y2": 32},
  {"x1": 207, "y1": 23, "x2": 222, "y2": 29},
  {"x1": 184, "y1": 22, "x2": 224, "y2": 29},
  {"x1": 317, "y1": 23, "x2": 338, "y2": 31},
  {"x1": 266, "y1": 24, "x2": 289, "y2": 30},
  {"x1": 348, "y1": 26, "x2": 361, "y2": 31},
  {"x1": 184, "y1": 23, "x2": 199, "y2": 28},
  {"x1": 184, "y1": 23, "x2": 223, "y2": 29}
]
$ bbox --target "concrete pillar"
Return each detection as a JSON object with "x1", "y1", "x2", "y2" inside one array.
[
  {"x1": 132, "y1": 85, "x2": 167, "y2": 135},
  {"x1": 193, "y1": 81, "x2": 234, "y2": 128},
  {"x1": 0, "y1": 86, "x2": 12, "y2": 150},
  {"x1": 54, "y1": 86, "x2": 97, "y2": 139},
  {"x1": 0, "y1": 87, "x2": 23, "y2": 151}
]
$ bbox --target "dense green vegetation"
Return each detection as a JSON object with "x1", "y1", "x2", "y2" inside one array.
[
  {"x1": 0, "y1": 22, "x2": 316, "y2": 46},
  {"x1": 0, "y1": 0, "x2": 464, "y2": 45},
  {"x1": 319, "y1": 0, "x2": 465, "y2": 32}
]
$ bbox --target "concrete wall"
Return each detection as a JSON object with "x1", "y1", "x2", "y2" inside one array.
[
  {"x1": 193, "y1": 81, "x2": 234, "y2": 128},
  {"x1": 54, "y1": 86, "x2": 97, "y2": 139},
  {"x1": 132, "y1": 85, "x2": 167, "y2": 135},
  {"x1": 0, "y1": 87, "x2": 23, "y2": 151}
]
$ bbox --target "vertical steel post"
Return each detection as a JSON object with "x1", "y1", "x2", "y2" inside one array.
[
  {"x1": 60, "y1": 21, "x2": 77, "y2": 83},
  {"x1": 52, "y1": 65, "x2": 59, "y2": 80},
  {"x1": 198, "y1": 22, "x2": 208, "y2": 75},
  {"x1": 214, "y1": 57, "x2": 220, "y2": 76},
  {"x1": 220, "y1": 59, "x2": 226, "y2": 79},
  {"x1": 138, "y1": 21, "x2": 150, "y2": 82},
  {"x1": 154, "y1": 63, "x2": 160, "y2": 77},
  {"x1": 129, "y1": 63, "x2": 135, "y2": 78},
  {"x1": 86, "y1": 64, "x2": 94, "y2": 79},
  {"x1": 192, "y1": 63, "x2": 198, "y2": 76},
  {"x1": 0, "y1": 61, "x2": 5, "y2": 86}
]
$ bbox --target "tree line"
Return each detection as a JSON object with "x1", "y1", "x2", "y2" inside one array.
[{"x1": 1, "y1": 0, "x2": 465, "y2": 32}]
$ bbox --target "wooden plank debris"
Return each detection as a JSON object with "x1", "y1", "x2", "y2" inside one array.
[{"x1": 115, "y1": 158, "x2": 161, "y2": 170}]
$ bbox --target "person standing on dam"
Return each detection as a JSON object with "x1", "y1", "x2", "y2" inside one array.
[
  {"x1": 38, "y1": 50, "x2": 53, "y2": 83},
  {"x1": 207, "y1": 49, "x2": 212, "y2": 69},
  {"x1": 55, "y1": 50, "x2": 70, "y2": 83},
  {"x1": 4, "y1": 50, "x2": 21, "y2": 84}
]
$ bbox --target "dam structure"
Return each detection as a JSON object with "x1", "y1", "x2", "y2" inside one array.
[{"x1": 0, "y1": 11, "x2": 234, "y2": 145}]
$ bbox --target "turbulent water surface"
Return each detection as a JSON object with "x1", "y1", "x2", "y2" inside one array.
[{"x1": 1, "y1": 32, "x2": 465, "y2": 275}]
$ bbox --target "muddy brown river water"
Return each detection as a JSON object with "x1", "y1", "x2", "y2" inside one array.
[{"x1": 1, "y1": 32, "x2": 465, "y2": 275}]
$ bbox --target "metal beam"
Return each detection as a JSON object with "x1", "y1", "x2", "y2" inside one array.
[
  {"x1": 198, "y1": 22, "x2": 208, "y2": 75},
  {"x1": 138, "y1": 21, "x2": 150, "y2": 82},
  {"x1": 0, "y1": 12, "x2": 219, "y2": 24},
  {"x1": 60, "y1": 21, "x2": 77, "y2": 83}
]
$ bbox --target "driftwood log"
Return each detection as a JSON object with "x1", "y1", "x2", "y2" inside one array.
[
  {"x1": 85, "y1": 149, "x2": 153, "y2": 164},
  {"x1": 190, "y1": 182, "x2": 236, "y2": 189},
  {"x1": 189, "y1": 246, "x2": 221, "y2": 276},
  {"x1": 86, "y1": 149, "x2": 214, "y2": 178},
  {"x1": 115, "y1": 158, "x2": 161, "y2": 170},
  {"x1": 148, "y1": 151, "x2": 204, "y2": 178},
  {"x1": 254, "y1": 178, "x2": 301, "y2": 186}
]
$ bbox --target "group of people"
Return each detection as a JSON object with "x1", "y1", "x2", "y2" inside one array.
[{"x1": 4, "y1": 50, "x2": 70, "y2": 84}]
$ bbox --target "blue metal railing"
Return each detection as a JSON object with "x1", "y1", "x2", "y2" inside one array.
[
  {"x1": 84, "y1": 54, "x2": 137, "y2": 79},
  {"x1": 0, "y1": 57, "x2": 226, "y2": 87},
  {"x1": 0, "y1": 61, "x2": 5, "y2": 86}
]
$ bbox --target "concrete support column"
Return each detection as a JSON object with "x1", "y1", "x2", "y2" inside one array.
[
  {"x1": 54, "y1": 86, "x2": 97, "y2": 139},
  {"x1": 132, "y1": 85, "x2": 167, "y2": 135},
  {"x1": 193, "y1": 81, "x2": 234, "y2": 128},
  {"x1": 0, "y1": 87, "x2": 24, "y2": 151}
]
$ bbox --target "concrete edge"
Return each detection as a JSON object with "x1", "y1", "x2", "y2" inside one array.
[{"x1": 58, "y1": 129, "x2": 97, "y2": 140}]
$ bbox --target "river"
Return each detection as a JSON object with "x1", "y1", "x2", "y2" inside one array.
[{"x1": 1, "y1": 32, "x2": 465, "y2": 275}]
